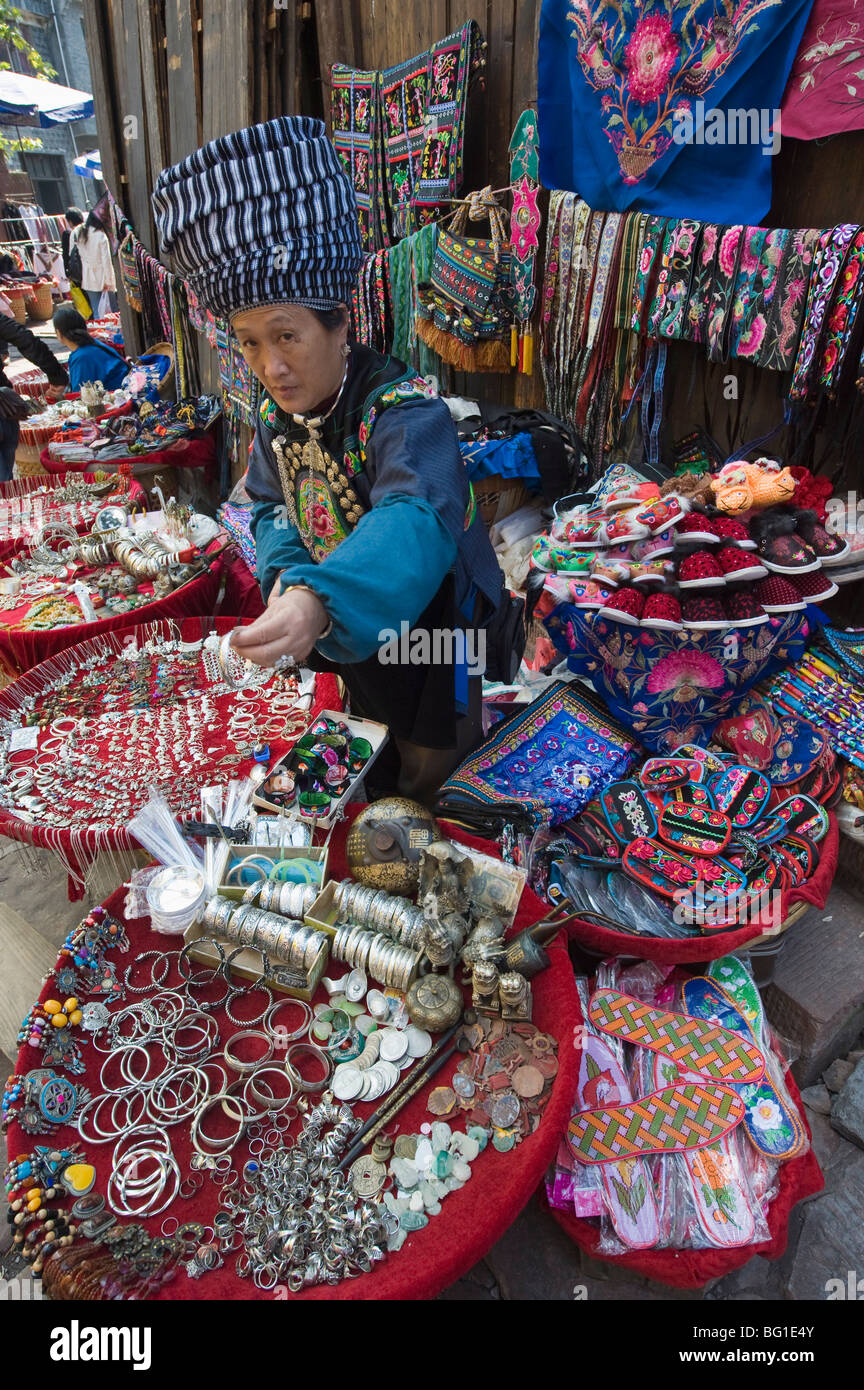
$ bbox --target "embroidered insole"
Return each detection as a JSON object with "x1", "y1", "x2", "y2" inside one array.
[
  {"x1": 659, "y1": 802, "x2": 732, "y2": 855},
  {"x1": 589, "y1": 988, "x2": 765, "y2": 1084},
  {"x1": 568, "y1": 1082, "x2": 745, "y2": 1162}
]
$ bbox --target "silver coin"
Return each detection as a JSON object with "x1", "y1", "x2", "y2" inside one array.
[
  {"x1": 488, "y1": 1092, "x2": 521, "y2": 1128},
  {"x1": 379, "y1": 1029, "x2": 408, "y2": 1063},
  {"x1": 453, "y1": 1073, "x2": 475, "y2": 1099},
  {"x1": 398, "y1": 1054, "x2": 414, "y2": 1071},
  {"x1": 332, "y1": 1066, "x2": 364, "y2": 1101},
  {"x1": 405, "y1": 1026, "x2": 432, "y2": 1058},
  {"x1": 376, "y1": 1060, "x2": 400, "y2": 1092},
  {"x1": 362, "y1": 1065, "x2": 387, "y2": 1101}
]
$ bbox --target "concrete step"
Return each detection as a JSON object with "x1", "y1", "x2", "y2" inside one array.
[{"x1": 764, "y1": 884, "x2": 864, "y2": 1088}]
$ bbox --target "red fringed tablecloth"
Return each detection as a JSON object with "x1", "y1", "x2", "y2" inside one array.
[
  {"x1": 0, "y1": 535, "x2": 232, "y2": 680},
  {"x1": 561, "y1": 813, "x2": 839, "y2": 965},
  {"x1": 0, "y1": 616, "x2": 341, "y2": 895},
  {"x1": 5, "y1": 808, "x2": 581, "y2": 1301},
  {"x1": 545, "y1": 989, "x2": 824, "y2": 1287}
]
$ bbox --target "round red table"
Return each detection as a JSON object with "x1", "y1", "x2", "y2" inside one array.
[{"x1": 5, "y1": 808, "x2": 580, "y2": 1300}]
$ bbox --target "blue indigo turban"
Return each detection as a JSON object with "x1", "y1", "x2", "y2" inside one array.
[{"x1": 152, "y1": 115, "x2": 363, "y2": 319}]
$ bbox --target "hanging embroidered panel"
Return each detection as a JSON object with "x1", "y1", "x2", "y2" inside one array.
[
  {"x1": 781, "y1": 0, "x2": 864, "y2": 140},
  {"x1": 538, "y1": 0, "x2": 817, "y2": 222}
]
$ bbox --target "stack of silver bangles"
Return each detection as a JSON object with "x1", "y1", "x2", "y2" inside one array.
[
  {"x1": 256, "y1": 880, "x2": 319, "y2": 919},
  {"x1": 331, "y1": 922, "x2": 421, "y2": 993},
  {"x1": 332, "y1": 880, "x2": 428, "y2": 951},
  {"x1": 201, "y1": 895, "x2": 327, "y2": 974},
  {"x1": 226, "y1": 1099, "x2": 395, "y2": 1291}
]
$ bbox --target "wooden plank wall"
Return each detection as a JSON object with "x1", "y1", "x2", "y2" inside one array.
[{"x1": 86, "y1": 0, "x2": 864, "y2": 478}]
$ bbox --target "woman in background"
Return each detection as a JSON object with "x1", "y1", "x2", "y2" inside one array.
[
  {"x1": 70, "y1": 210, "x2": 117, "y2": 316},
  {"x1": 61, "y1": 207, "x2": 84, "y2": 280},
  {"x1": 52, "y1": 304, "x2": 128, "y2": 392}
]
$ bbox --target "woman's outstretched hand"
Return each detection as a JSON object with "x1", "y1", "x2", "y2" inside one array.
[{"x1": 230, "y1": 587, "x2": 328, "y2": 666}]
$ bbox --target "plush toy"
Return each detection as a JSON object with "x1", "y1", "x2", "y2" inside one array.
[
  {"x1": 661, "y1": 471, "x2": 714, "y2": 507},
  {"x1": 710, "y1": 459, "x2": 796, "y2": 514}
]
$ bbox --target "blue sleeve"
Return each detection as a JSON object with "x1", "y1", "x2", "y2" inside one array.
[{"x1": 66, "y1": 350, "x2": 83, "y2": 393}]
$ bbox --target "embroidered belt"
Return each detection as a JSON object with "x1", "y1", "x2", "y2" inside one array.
[{"x1": 789, "y1": 222, "x2": 859, "y2": 398}]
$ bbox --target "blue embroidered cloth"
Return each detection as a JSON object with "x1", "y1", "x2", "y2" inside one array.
[
  {"x1": 437, "y1": 679, "x2": 638, "y2": 828},
  {"x1": 538, "y1": 0, "x2": 816, "y2": 223},
  {"x1": 544, "y1": 606, "x2": 812, "y2": 752}
]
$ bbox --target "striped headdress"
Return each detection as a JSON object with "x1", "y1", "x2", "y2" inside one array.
[{"x1": 152, "y1": 115, "x2": 363, "y2": 320}]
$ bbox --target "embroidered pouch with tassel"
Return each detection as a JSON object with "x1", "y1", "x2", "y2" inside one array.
[{"x1": 416, "y1": 187, "x2": 514, "y2": 372}]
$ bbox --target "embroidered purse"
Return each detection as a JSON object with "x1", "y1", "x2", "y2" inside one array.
[{"x1": 416, "y1": 189, "x2": 514, "y2": 371}]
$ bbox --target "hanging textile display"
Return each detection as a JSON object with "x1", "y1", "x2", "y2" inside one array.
[
  {"x1": 117, "y1": 231, "x2": 143, "y2": 314},
  {"x1": 349, "y1": 249, "x2": 392, "y2": 353},
  {"x1": 331, "y1": 66, "x2": 388, "y2": 250},
  {"x1": 330, "y1": 22, "x2": 485, "y2": 250},
  {"x1": 508, "y1": 109, "x2": 542, "y2": 375},
  {"x1": 215, "y1": 321, "x2": 260, "y2": 430},
  {"x1": 781, "y1": 0, "x2": 864, "y2": 141},
  {"x1": 387, "y1": 223, "x2": 441, "y2": 378},
  {"x1": 537, "y1": 0, "x2": 816, "y2": 224},
  {"x1": 415, "y1": 189, "x2": 515, "y2": 372}
]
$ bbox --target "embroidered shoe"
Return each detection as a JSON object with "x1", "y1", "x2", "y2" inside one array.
[
  {"x1": 725, "y1": 592, "x2": 769, "y2": 627},
  {"x1": 681, "y1": 596, "x2": 731, "y2": 630},
  {"x1": 632, "y1": 528, "x2": 676, "y2": 561},
  {"x1": 567, "y1": 578, "x2": 617, "y2": 609},
  {"x1": 677, "y1": 551, "x2": 726, "y2": 588},
  {"x1": 554, "y1": 509, "x2": 605, "y2": 546},
  {"x1": 531, "y1": 537, "x2": 595, "y2": 574},
  {"x1": 641, "y1": 593, "x2": 684, "y2": 631},
  {"x1": 790, "y1": 570, "x2": 839, "y2": 603},
  {"x1": 591, "y1": 555, "x2": 630, "y2": 587},
  {"x1": 635, "y1": 494, "x2": 690, "y2": 535},
  {"x1": 752, "y1": 514, "x2": 820, "y2": 574},
  {"x1": 754, "y1": 576, "x2": 806, "y2": 613},
  {"x1": 674, "y1": 512, "x2": 719, "y2": 545},
  {"x1": 604, "y1": 482, "x2": 661, "y2": 513},
  {"x1": 711, "y1": 515, "x2": 758, "y2": 550},
  {"x1": 600, "y1": 510, "x2": 650, "y2": 545},
  {"x1": 630, "y1": 559, "x2": 670, "y2": 587},
  {"x1": 716, "y1": 544, "x2": 768, "y2": 581},
  {"x1": 793, "y1": 509, "x2": 851, "y2": 567},
  {"x1": 599, "y1": 585, "x2": 646, "y2": 625}
]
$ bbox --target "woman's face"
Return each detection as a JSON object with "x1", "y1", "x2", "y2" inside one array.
[{"x1": 232, "y1": 305, "x2": 348, "y2": 415}]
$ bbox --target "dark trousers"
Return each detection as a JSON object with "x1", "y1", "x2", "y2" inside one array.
[{"x1": 0, "y1": 418, "x2": 19, "y2": 482}]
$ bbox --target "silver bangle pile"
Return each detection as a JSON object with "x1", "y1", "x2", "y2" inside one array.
[
  {"x1": 331, "y1": 922, "x2": 421, "y2": 992},
  {"x1": 257, "y1": 880, "x2": 319, "y2": 919},
  {"x1": 333, "y1": 881, "x2": 427, "y2": 951},
  {"x1": 200, "y1": 896, "x2": 327, "y2": 975},
  {"x1": 223, "y1": 1099, "x2": 394, "y2": 1291}
]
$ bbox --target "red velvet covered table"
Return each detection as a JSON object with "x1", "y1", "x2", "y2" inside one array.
[
  {"x1": 41, "y1": 433, "x2": 217, "y2": 480},
  {"x1": 0, "y1": 534, "x2": 236, "y2": 680},
  {"x1": 5, "y1": 808, "x2": 581, "y2": 1301},
  {"x1": 0, "y1": 615, "x2": 338, "y2": 894}
]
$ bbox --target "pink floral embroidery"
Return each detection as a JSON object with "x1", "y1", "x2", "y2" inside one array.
[
  {"x1": 645, "y1": 650, "x2": 725, "y2": 701},
  {"x1": 737, "y1": 312, "x2": 766, "y2": 356},
  {"x1": 625, "y1": 14, "x2": 679, "y2": 103},
  {"x1": 719, "y1": 227, "x2": 741, "y2": 276}
]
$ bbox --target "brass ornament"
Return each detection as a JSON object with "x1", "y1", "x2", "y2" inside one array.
[
  {"x1": 346, "y1": 797, "x2": 442, "y2": 893},
  {"x1": 405, "y1": 973, "x2": 463, "y2": 1031}
]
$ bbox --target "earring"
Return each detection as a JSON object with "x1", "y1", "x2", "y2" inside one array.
[{"x1": 342, "y1": 343, "x2": 350, "y2": 359}]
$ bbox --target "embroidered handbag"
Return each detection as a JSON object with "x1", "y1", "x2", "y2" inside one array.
[{"x1": 416, "y1": 188, "x2": 515, "y2": 372}]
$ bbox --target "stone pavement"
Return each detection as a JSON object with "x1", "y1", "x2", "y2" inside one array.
[{"x1": 2, "y1": 842, "x2": 864, "y2": 1302}]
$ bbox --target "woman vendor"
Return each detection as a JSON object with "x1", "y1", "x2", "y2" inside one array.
[
  {"x1": 153, "y1": 116, "x2": 516, "y2": 804},
  {"x1": 52, "y1": 304, "x2": 128, "y2": 392}
]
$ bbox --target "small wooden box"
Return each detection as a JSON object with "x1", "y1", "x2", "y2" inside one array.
[{"x1": 182, "y1": 918, "x2": 329, "y2": 1002}]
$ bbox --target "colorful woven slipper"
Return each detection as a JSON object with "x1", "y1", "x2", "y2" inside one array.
[
  {"x1": 681, "y1": 976, "x2": 804, "y2": 1160},
  {"x1": 575, "y1": 1033, "x2": 661, "y2": 1248},
  {"x1": 588, "y1": 988, "x2": 765, "y2": 1085},
  {"x1": 622, "y1": 838, "x2": 746, "y2": 903},
  {"x1": 568, "y1": 1082, "x2": 745, "y2": 1163},
  {"x1": 708, "y1": 766, "x2": 771, "y2": 826}
]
